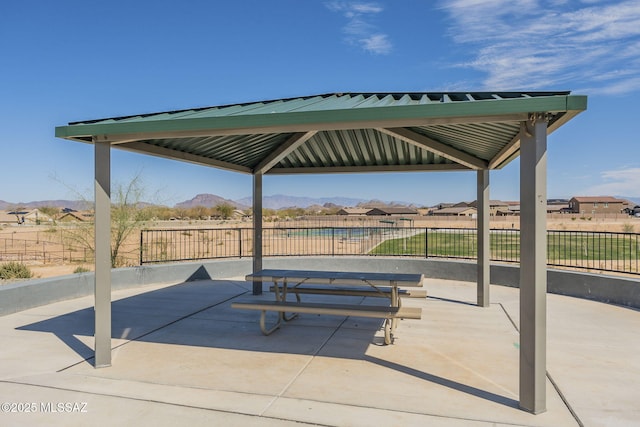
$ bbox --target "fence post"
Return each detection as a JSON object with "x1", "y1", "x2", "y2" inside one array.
[
  {"x1": 139, "y1": 230, "x2": 144, "y2": 265},
  {"x1": 332, "y1": 228, "x2": 335, "y2": 256},
  {"x1": 425, "y1": 228, "x2": 429, "y2": 258},
  {"x1": 238, "y1": 228, "x2": 243, "y2": 258}
]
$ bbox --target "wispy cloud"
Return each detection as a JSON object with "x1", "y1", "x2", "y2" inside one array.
[
  {"x1": 326, "y1": 2, "x2": 392, "y2": 54},
  {"x1": 439, "y1": 0, "x2": 640, "y2": 94},
  {"x1": 584, "y1": 167, "x2": 640, "y2": 196}
]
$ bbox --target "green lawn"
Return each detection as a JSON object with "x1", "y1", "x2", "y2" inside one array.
[
  {"x1": 369, "y1": 230, "x2": 640, "y2": 263},
  {"x1": 547, "y1": 232, "x2": 640, "y2": 262}
]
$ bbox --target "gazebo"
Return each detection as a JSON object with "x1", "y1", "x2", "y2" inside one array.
[{"x1": 55, "y1": 91, "x2": 587, "y2": 413}]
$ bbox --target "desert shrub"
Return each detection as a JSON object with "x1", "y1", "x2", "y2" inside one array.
[
  {"x1": 622, "y1": 223, "x2": 635, "y2": 233},
  {"x1": 73, "y1": 266, "x2": 91, "y2": 274},
  {"x1": 0, "y1": 262, "x2": 33, "y2": 280}
]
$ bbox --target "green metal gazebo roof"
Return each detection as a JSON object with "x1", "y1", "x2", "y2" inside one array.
[{"x1": 55, "y1": 92, "x2": 587, "y2": 174}]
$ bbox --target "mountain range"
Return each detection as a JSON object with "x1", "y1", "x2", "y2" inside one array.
[
  {"x1": 0, "y1": 199, "x2": 91, "y2": 211},
  {"x1": 2, "y1": 194, "x2": 640, "y2": 211},
  {"x1": 234, "y1": 194, "x2": 414, "y2": 209},
  {"x1": 0, "y1": 194, "x2": 413, "y2": 211},
  {"x1": 177, "y1": 194, "x2": 413, "y2": 210}
]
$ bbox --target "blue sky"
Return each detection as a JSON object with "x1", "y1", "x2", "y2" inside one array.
[{"x1": 1, "y1": 0, "x2": 640, "y2": 207}]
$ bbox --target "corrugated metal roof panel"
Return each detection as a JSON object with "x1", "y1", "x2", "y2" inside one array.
[
  {"x1": 57, "y1": 91, "x2": 586, "y2": 174},
  {"x1": 69, "y1": 92, "x2": 572, "y2": 125},
  {"x1": 264, "y1": 129, "x2": 457, "y2": 171},
  {"x1": 410, "y1": 122, "x2": 521, "y2": 161}
]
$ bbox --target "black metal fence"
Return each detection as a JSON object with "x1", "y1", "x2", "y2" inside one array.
[
  {"x1": 139, "y1": 228, "x2": 251, "y2": 264},
  {"x1": 140, "y1": 227, "x2": 640, "y2": 275},
  {"x1": 0, "y1": 234, "x2": 93, "y2": 264}
]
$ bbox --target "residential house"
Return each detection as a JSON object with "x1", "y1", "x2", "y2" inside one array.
[
  {"x1": 468, "y1": 200, "x2": 510, "y2": 216},
  {"x1": 433, "y1": 202, "x2": 455, "y2": 210},
  {"x1": 453, "y1": 201, "x2": 472, "y2": 208},
  {"x1": 365, "y1": 207, "x2": 418, "y2": 216},
  {"x1": 496, "y1": 205, "x2": 520, "y2": 216},
  {"x1": 430, "y1": 206, "x2": 477, "y2": 217},
  {"x1": 0, "y1": 209, "x2": 52, "y2": 225},
  {"x1": 57, "y1": 210, "x2": 94, "y2": 222},
  {"x1": 336, "y1": 208, "x2": 371, "y2": 216},
  {"x1": 545, "y1": 199, "x2": 570, "y2": 214},
  {"x1": 568, "y1": 196, "x2": 627, "y2": 215},
  {"x1": 546, "y1": 204, "x2": 569, "y2": 214}
]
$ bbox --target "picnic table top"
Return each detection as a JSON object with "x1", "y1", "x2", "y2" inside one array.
[{"x1": 245, "y1": 269, "x2": 424, "y2": 287}]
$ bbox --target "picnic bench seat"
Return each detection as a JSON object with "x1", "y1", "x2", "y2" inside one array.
[
  {"x1": 231, "y1": 300, "x2": 422, "y2": 344},
  {"x1": 268, "y1": 284, "x2": 428, "y2": 299}
]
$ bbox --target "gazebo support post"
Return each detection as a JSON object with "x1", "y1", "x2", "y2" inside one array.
[
  {"x1": 476, "y1": 169, "x2": 490, "y2": 307},
  {"x1": 94, "y1": 139, "x2": 112, "y2": 368},
  {"x1": 252, "y1": 173, "x2": 263, "y2": 295},
  {"x1": 518, "y1": 114, "x2": 548, "y2": 413}
]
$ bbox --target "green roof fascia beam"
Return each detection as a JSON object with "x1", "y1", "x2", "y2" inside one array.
[{"x1": 55, "y1": 95, "x2": 587, "y2": 143}]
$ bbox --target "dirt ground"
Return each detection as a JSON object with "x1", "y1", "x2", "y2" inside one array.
[
  {"x1": 2, "y1": 215, "x2": 639, "y2": 280},
  {"x1": 29, "y1": 264, "x2": 91, "y2": 279}
]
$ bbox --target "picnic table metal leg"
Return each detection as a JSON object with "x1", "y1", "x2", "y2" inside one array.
[
  {"x1": 384, "y1": 319, "x2": 392, "y2": 345},
  {"x1": 390, "y1": 281, "x2": 400, "y2": 335},
  {"x1": 259, "y1": 309, "x2": 282, "y2": 335},
  {"x1": 278, "y1": 278, "x2": 298, "y2": 321}
]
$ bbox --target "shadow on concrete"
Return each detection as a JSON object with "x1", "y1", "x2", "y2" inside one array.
[
  {"x1": 427, "y1": 295, "x2": 478, "y2": 307},
  {"x1": 17, "y1": 279, "x2": 517, "y2": 409},
  {"x1": 17, "y1": 280, "x2": 248, "y2": 365},
  {"x1": 364, "y1": 355, "x2": 519, "y2": 408}
]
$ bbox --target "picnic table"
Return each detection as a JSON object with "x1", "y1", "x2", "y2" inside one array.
[{"x1": 232, "y1": 269, "x2": 424, "y2": 344}]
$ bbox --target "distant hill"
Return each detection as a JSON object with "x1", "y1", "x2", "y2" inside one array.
[
  {"x1": 0, "y1": 199, "x2": 90, "y2": 210},
  {"x1": 356, "y1": 199, "x2": 416, "y2": 209},
  {"x1": 234, "y1": 194, "x2": 414, "y2": 210},
  {"x1": 235, "y1": 194, "x2": 370, "y2": 210},
  {"x1": 617, "y1": 196, "x2": 640, "y2": 206},
  {"x1": 175, "y1": 194, "x2": 249, "y2": 210}
]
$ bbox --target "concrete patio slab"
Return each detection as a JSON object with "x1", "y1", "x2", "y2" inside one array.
[{"x1": 0, "y1": 276, "x2": 638, "y2": 426}]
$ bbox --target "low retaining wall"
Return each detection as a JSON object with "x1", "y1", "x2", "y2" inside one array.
[
  {"x1": 0, "y1": 259, "x2": 252, "y2": 317},
  {"x1": 1, "y1": 257, "x2": 639, "y2": 316}
]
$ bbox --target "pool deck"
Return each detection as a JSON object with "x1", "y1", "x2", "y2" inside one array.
[{"x1": 1, "y1": 276, "x2": 638, "y2": 426}]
